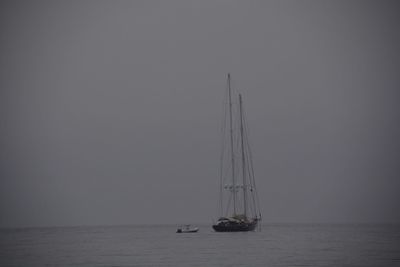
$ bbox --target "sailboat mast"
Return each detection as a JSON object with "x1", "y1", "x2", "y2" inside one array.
[
  {"x1": 239, "y1": 94, "x2": 247, "y2": 218},
  {"x1": 228, "y1": 73, "x2": 237, "y2": 215}
]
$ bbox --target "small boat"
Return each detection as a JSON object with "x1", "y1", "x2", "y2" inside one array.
[
  {"x1": 212, "y1": 74, "x2": 262, "y2": 232},
  {"x1": 176, "y1": 225, "x2": 199, "y2": 233}
]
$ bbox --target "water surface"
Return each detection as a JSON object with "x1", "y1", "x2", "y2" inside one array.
[{"x1": 1, "y1": 224, "x2": 399, "y2": 266}]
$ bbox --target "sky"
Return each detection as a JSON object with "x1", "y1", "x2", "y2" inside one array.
[{"x1": 1, "y1": 0, "x2": 399, "y2": 227}]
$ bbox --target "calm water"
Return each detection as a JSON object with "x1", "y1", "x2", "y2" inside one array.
[{"x1": 1, "y1": 224, "x2": 399, "y2": 267}]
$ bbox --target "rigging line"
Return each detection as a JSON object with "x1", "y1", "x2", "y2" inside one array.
[
  {"x1": 246, "y1": 158, "x2": 257, "y2": 217},
  {"x1": 249, "y1": 142, "x2": 261, "y2": 216},
  {"x1": 227, "y1": 73, "x2": 237, "y2": 215},
  {"x1": 246, "y1": 143, "x2": 258, "y2": 216},
  {"x1": 233, "y1": 104, "x2": 242, "y2": 171},
  {"x1": 245, "y1": 135, "x2": 257, "y2": 217},
  {"x1": 249, "y1": 149, "x2": 261, "y2": 218},
  {"x1": 222, "y1": 155, "x2": 231, "y2": 179},
  {"x1": 239, "y1": 94, "x2": 248, "y2": 218},
  {"x1": 244, "y1": 144, "x2": 256, "y2": 218},
  {"x1": 239, "y1": 102, "x2": 255, "y2": 213},
  {"x1": 244, "y1": 112, "x2": 261, "y2": 218},
  {"x1": 219, "y1": 83, "x2": 229, "y2": 218},
  {"x1": 225, "y1": 187, "x2": 233, "y2": 217}
]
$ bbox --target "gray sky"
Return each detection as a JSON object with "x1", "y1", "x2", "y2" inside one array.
[{"x1": 1, "y1": 0, "x2": 399, "y2": 227}]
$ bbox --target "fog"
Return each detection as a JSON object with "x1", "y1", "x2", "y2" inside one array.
[{"x1": 1, "y1": 0, "x2": 399, "y2": 227}]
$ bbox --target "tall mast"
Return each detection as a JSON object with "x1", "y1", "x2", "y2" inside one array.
[
  {"x1": 239, "y1": 94, "x2": 247, "y2": 218},
  {"x1": 228, "y1": 73, "x2": 237, "y2": 215}
]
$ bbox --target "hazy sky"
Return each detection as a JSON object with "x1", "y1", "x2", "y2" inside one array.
[{"x1": 1, "y1": 0, "x2": 399, "y2": 227}]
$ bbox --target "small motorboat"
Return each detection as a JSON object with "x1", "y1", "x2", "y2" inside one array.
[{"x1": 176, "y1": 225, "x2": 199, "y2": 233}]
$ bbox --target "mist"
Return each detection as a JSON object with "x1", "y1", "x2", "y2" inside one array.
[{"x1": 1, "y1": 0, "x2": 399, "y2": 227}]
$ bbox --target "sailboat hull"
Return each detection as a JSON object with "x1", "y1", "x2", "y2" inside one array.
[{"x1": 212, "y1": 220, "x2": 258, "y2": 232}]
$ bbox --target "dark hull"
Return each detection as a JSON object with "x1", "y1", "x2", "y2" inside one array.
[
  {"x1": 176, "y1": 229, "x2": 199, "y2": 233},
  {"x1": 212, "y1": 220, "x2": 258, "y2": 232}
]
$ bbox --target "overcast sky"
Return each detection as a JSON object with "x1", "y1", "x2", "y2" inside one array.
[{"x1": 1, "y1": 0, "x2": 399, "y2": 227}]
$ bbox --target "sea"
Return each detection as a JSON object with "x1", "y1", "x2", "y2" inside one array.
[{"x1": 1, "y1": 223, "x2": 399, "y2": 267}]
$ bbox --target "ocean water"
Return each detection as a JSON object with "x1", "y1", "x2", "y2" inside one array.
[{"x1": 1, "y1": 224, "x2": 399, "y2": 267}]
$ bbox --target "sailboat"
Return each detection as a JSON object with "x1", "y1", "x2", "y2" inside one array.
[{"x1": 212, "y1": 74, "x2": 262, "y2": 232}]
